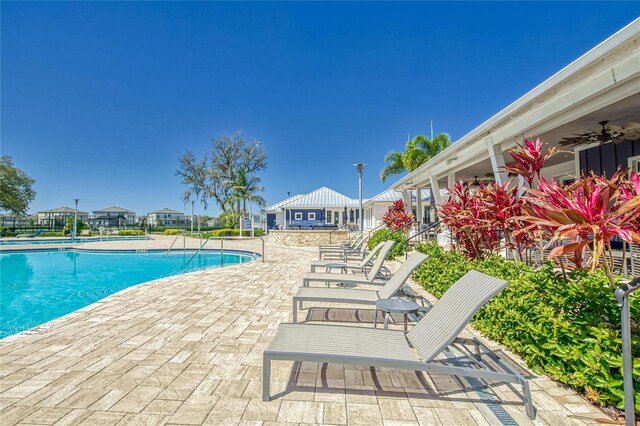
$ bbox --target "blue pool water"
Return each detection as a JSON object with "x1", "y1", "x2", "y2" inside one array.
[
  {"x1": 0, "y1": 249, "x2": 255, "y2": 338},
  {"x1": 0, "y1": 237, "x2": 149, "y2": 246}
]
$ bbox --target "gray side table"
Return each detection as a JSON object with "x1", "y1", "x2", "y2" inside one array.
[
  {"x1": 375, "y1": 298, "x2": 420, "y2": 331},
  {"x1": 324, "y1": 263, "x2": 347, "y2": 274}
]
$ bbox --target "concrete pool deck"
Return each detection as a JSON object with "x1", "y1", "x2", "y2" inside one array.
[{"x1": 0, "y1": 237, "x2": 614, "y2": 425}]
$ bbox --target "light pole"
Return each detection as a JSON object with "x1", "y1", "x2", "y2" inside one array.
[
  {"x1": 353, "y1": 163, "x2": 366, "y2": 233},
  {"x1": 249, "y1": 195, "x2": 254, "y2": 237},
  {"x1": 191, "y1": 200, "x2": 195, "y2": 235},
  {"x1": 73, "y1": 199, "x2": 79, "y2": 239}
]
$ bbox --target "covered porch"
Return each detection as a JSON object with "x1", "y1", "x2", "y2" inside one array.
[{"x1": 392, "y1": 20, "x2": 639, "y2": 239}]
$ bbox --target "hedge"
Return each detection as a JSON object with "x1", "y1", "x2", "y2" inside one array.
[
  {"x1": 164, "y1": 229, "x2": 182, "y2": 235},
  {"x1": 118, "y1": 229, "x2": 144, "y2": 236},
  {"x1": 367, "y1": 228, "x2": 407, "y2": 259},
  {"x1": 414, "y1": 242, "x2": 639, "y2": 414},
  {"x1": 203, "y1": 228, "x2": 265, "y2": 238}
]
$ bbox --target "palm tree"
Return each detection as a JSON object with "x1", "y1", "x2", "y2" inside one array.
[
  {"x1": 380, "y1": 133, "x2": 452, "y2": 219},
  {"x1": 230, "y1": 166, "x2": 266, "y2": 216}
]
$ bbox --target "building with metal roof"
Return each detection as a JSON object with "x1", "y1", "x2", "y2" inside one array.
[
  {"x1": 362, "y1": 188, "x2": 446, "y2": 230},
  {"x1": 265, "y1": 187, "x2": 362, "y2": 230}
]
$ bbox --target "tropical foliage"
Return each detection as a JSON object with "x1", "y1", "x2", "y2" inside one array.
[
  {"x1": 414, "y1": 242, "x2": 640, "y2": 414},
  {"x1": 382, "y1": 199, "x2": 414, "y2": 232},
  {"x1": 202, "y1": 228, "x2": 265, "y2": 238},
  {"x1": 439, "y1": 137, "x2": 640, "y2": 286},
  {"x1": 63, "y1": 217, "x2": 88, "y2": 235},
  {"x1": 380, "y1": 133, "x2": 451, "y2": 216},
  {"x1": 380, "y1": 133, "x2": 452, "y2": 181},
  {"x1": 367, "y1": 228, "x2": 407, "y2": 259},
  {"x1": 176, "y1": 133, "x2": 267, "y2": 215},
  {"x1": 0, "y1": 155, "x2": 36, "y2": 217}
]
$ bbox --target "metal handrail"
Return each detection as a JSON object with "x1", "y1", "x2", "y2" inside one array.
[
  {"x1": 404, "y1": 221, "x2": 441, "y2": 259},
  {"x1": 615, "y1": 277, "x2": 639, "y2": 426},
  {"x1": 406, "y1": 220, "x2": 441, "y2": 244},
  {"x1": 183, "y1": 236, "x2": 265, "y2": 268},
  {"x1": 164, "y1": 232, "x2": 205, "y2": 257},
  {"x1": 164, "y1": 233, "x2": 183, "y2": 256},
  {"x1": 366, "y1": 222, "x2": 386, "y2": 237}
]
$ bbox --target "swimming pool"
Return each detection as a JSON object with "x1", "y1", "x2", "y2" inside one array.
[
  {"x1": 0, "y1": 236, "x2": 149, "y2": 246},
  {"x1": 0, "y1": 249, "x2": 255, "y2": 338}
]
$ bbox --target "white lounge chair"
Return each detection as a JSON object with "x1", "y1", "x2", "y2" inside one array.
[
  {"x1": 263, "y1": 270, "x2": 536, "y2": 419},
  {"x1": 310, "y1": 240, "x2": 387, "y2": 274},
  {"x1": 319, "y1": 236, "x2": 368, "y2": 261},
  {"x1": 302, "y1": 240, "x2": 395, "y2": 289},
  {"x1": 319, "y1": 232, "x2": 364, "y2": 250},
  {"x1": 293, "y1": 249, "x2": 424, "y2": 323}
]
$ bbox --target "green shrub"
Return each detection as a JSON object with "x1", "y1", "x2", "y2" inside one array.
[
  {"x1": 41, "y1": 231, "x2": 64, "y2": 237},
  {"x1": 413, "y1": 241, "x2": 640, "y2": 413},
  {"x1": 164, "y1": 229, "x2": 182, "y2": 235},
  {"x1": 118, "y1": 229, "x2": 144, "y2": 236},
  {"x1": 63, "y1": 217, "x2": 88, "y2": 235},
  {"x1": 367, "y1": 228, "x2": 407, "y2": 259},
  {"x1": 0, "y1": 227, "x2": 17, "y2": 237},
  {"x1": 203, "y1": 228, "x2": 265, "y2": 238}
]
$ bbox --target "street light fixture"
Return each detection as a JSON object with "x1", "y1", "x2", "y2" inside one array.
[{"x1": 353, "y1": 163, "x2": 366, "y2": 233}]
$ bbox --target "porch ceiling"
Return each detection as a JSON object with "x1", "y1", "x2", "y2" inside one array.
[{"x1": 403, "y1": 91, "x2": 640, "y2": 190}]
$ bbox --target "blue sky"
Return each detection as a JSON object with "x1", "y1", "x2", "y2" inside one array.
[{"x1": 2, "y1": 2, "x2": 638, "y2": 216}]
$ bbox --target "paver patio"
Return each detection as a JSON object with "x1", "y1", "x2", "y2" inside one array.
[{"x1": 0, "y1": 236, "x2": 615, "y2": 425}]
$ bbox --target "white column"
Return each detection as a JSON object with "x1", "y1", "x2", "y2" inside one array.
[
  {"x1": 403, "y1": 190, "x2": 412, "y2": 213},
  {"x1": 447, "y1": 172, "x2": 456, "y2": 188},
  {"x1": 487, "y1": 141, "x2": 508, "y2": 185},
  {"x1": 429, "y1": 175, "x2": 442, "y2": 204},
  {"x1": 416, "y1": 187, "x2": 423, "y2": 225}
]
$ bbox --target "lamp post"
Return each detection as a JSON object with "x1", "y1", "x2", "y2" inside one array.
[
  {"x1": 248, "y1": 196, "x2": 253, "y2": 237},
  {"x1": 191, "y1": 200, "x2": 195, "y2": 235},
  {"x1": 353, "y1": 163, "x2": 366, "y2": 233},
  {"x1": 73, "y1": 199, "x2": 79, "y2": 239}
]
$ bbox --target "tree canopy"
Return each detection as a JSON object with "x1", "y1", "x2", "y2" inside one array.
[
  {"x1": 0, "y1": 155, "x2": 36, "y2": 216},
  {"x1": 176, "y1": 133, "x2": 267, "y2": 215},
  {"x1": 380, "y1": 133, "x2": 452, "y2": 182}
]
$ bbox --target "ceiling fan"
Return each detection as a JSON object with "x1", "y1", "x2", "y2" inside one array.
[
  {"x1": 472, "y1": 173, "x2": 495, "y2": 186},
  {"x1": 559, "y1": 121, "x2": 640, "y2": 147}
]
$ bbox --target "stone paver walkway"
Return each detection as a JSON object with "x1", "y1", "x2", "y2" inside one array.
[{"x1": 0, "y1": 237, "x2": 613, "y2": 425}]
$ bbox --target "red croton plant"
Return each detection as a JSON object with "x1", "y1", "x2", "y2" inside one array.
[
  {"x1": 383, "y1": 199, "x2": 415, "y2": 232},
  {"x1": 439, "y1": 137, "x2": 640, "y2": 287}
]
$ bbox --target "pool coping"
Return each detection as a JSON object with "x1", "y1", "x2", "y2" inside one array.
[{"x1": 0, "y1": 247, "x2": 262, "y2": 259}]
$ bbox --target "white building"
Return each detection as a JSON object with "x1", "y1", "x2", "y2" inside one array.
[
  {"x1": 147, "y1": 208, "x2": 186, "y2": 227},
  {"x1": 390, "y1": 19, "x2": 640, "y2": 240},
  {"x1": 266, "y1": 187, "x2": 363, "y2": 230},
  {"x1": 363, "y1": 189, "x2": 433, "y2": 230}
]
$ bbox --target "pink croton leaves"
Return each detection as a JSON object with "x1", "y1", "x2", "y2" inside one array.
[
  {"x1": 504, "y1": 137, "x2": 564, "y2": 187},
  {"x1": 383, "y1": 199, "x2": 415, "y2": 232},
  {"x1": 518, "y1": 169, "x2": 640, "y2": 285}
]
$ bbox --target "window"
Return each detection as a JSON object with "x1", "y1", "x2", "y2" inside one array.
[
  {"x1": 325, "y1": 210, "x2": 332, "y2": 224},
  {"x1": 294, "y1": 212, "x2": 302, "y2": 221},
  {"x1": 308, "y1": 212, "x2": 316, "y2": 221}
]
